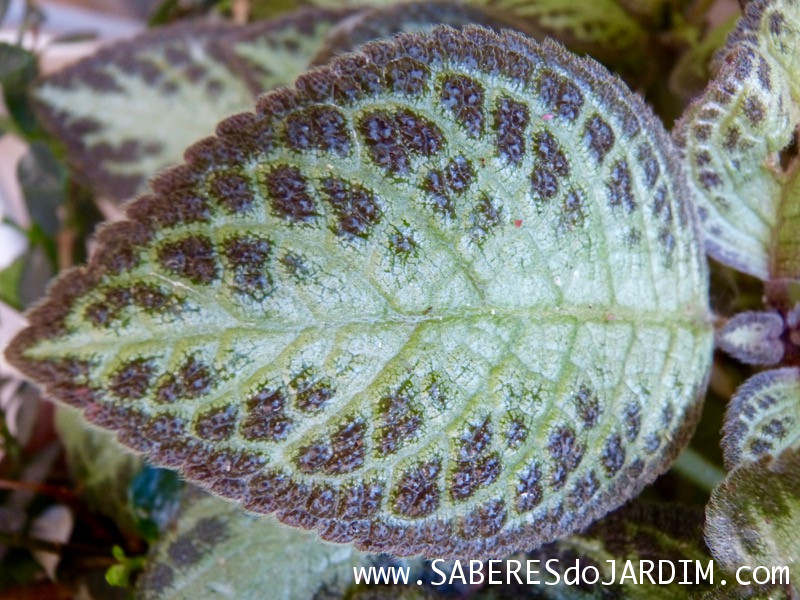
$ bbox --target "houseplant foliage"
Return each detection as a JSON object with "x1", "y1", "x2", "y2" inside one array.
[{"x1": 0, "y1": 0, "x2": 798, "y2": 597}]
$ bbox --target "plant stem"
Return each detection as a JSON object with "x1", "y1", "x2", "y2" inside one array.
[{"x1": 672, "y1": 447, "x2": 726, "y2": 493}]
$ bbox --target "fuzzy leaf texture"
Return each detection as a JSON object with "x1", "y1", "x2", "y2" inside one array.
[
  {"x1": 673, "y1": 0, "x2": 800, "y2": 281},
  {"x1": 716, "y1": 310, "x2": 785, "y2": 366},
  {"x1": 6, "y1": 27, "x2": 712, "y2": 559},
  {"x1": 722, "y1": 367, "x2": 800, "y2": 469},
  {"x1": 308, "y1": 1, "x2": 537, "y2": 67},
  {"x1": 706, "y1": 447, "x2": 800, "y2": 595}
]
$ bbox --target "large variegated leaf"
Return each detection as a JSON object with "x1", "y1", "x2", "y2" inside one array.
[
  {"x1": 722, "y1": 367, "x2": 800, "y2": 469},
  {"x1": 706, "y1": 448, "x2": 799, "y2": 595},
  {"x1": 673, "y1": 0, "x2": 800, "y2": 281},
  {"x1": 7, "y1": 27, "x2": 712, "y2": 559}
]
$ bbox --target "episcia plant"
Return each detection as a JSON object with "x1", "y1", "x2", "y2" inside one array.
[{"x1": 0, "y1": 0, "x2": 798, "y2": 597}]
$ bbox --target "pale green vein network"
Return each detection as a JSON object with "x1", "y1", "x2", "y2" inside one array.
[{"x1": 19, "y1": 27, "x2": 714, "y2": 551}]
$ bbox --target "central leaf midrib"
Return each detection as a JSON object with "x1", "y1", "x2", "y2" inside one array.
[{"x1": 37, "y1": 303, "x2": 709, "y2": 357}]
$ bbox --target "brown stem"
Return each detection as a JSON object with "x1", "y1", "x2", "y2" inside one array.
[
  {"x1": 0, "y1": 479, "x2": 79, "y2": 504},
  {"x1": 0, "y1": 531, "x2": 106, "y2": 556}
]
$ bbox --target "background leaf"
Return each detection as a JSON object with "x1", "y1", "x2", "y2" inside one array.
[
  {"x1": 218, "y1": 7, "x2": 356, "y2": 95},
  {"x1": 135, "y1": 490, "x2": 360, "y2": 600},
  {"x1": 32, "y1": 21, "x2": 254, "y2": 203},
  {"x1": 706, "y1": 447, "x2": 799, "y2": 596},
  {"x1": 673, "y1": 0, "x2": 800, "y2": 281},
  {"x1": 54, "y1": 406, "x2": 145, "y2": 534}
]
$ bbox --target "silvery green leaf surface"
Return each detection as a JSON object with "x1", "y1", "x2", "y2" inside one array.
[
  {"x1": 135, "y1": 490, "x2": 360, "y2": 600},
  {"x1": 673, "y1": 0, "x2": 800, "y2": 281},
  {"x1": 722, "y1": 367, "x2": 800, "y2": 469},
  {"x1": 706, "y1": 447, "x2": 800, "y2": 596},
  {"x1": 716, "y1": 311, "x2": 785, "y2": 366},
  {"x1": 6, "y1": 26, "x2": 712, "y2": 559}
]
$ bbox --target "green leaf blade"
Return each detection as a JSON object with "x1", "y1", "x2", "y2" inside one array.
[{"x1": 8, "y1": 27, "x2": 712, "y2": 559}]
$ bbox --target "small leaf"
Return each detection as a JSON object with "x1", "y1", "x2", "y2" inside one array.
[
  {"x1": 135, "y1": 490, "x2": 360, "y2": 600},
  {"x1": 722, "y1": 367, "x2": 800, "y2": 469},
  {"x1": 673, "y1": 0, "x2": 800, "y2": 281},
  {"x1": 0, "y1": 255, "x2": 25, "y2": 309},
  {"x1": 106, "y1": 545, "x2": 147, "y2": 588},
  {"x1": 716, "y1": 310, "x2": 785, "y2": 366},
  {"x1": 706, "y1": 447, "x2": 800, "y2": 595},
  {"x1": 7, "y1": 27, "x2": 713, "y2": 559}
]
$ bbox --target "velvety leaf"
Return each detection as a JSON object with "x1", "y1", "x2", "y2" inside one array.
[
  {"x1": 218, "y1": 7, "x2": 356, "y2": 95},
  {"x1": 135, "y1": 490, "x2": 360, "y2": 600},
  {"x1": 673, "y1": 0, "x2": 800, "y2": 281},
  {"x1": 6, "y1": 27, "x2": 712, "y2": 559},
  {"x1": 716, "y1": 311, "x2": 785, "y2": 366},
  {"x1": 722, "y1": 367, "x2": 800, "y2": 469},
  {"x1": 33, "y1": 21, "x2": 254, "y2": 202},
  {"x1": 706, "y1": 447, "x2": 800, "y2": 594}
]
